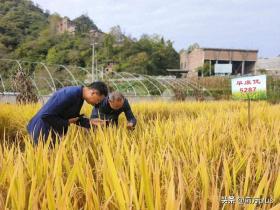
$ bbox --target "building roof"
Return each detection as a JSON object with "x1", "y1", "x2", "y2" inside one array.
[{"x1": 201, "y1": 47, "x2": 258, "y2": 53}]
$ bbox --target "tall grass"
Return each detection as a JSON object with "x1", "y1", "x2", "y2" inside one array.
[{"x1": 0, "y1": 101, "x2": 279, "y2": 209}]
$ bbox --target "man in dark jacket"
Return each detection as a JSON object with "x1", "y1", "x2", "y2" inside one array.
[
  {"x1": 27, "y1": 81, "x2": 108, "y2": 144},
  {"x1": 90, "y1": 91, "x2": 137, "y2": 130}
]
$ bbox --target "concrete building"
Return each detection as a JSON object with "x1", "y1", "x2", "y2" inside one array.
[
  {"x1": 180, "y1": 48, "x2": 258, "y2": 77},
  {"x1": 57, "y1": 17, "x2": 76, "y2": 35}
]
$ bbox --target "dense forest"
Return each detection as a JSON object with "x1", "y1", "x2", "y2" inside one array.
[{"x1": 0, "y1": 0, "x2": 179, "y2": 77}]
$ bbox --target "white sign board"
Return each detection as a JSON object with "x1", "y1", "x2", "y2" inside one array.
[
  {"x1": 214, "y1": 64, "x2": 232, "y2": 74},
  {"x1": 231, "y1": 75, "x2": 267, "y2": 100}
]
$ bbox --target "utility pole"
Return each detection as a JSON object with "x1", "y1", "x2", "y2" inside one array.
[
  {"x1": 91, "y1": 42, "x2": 95, "y2": 82},
  {"x1": 95, "y1": 57, "x2": 98, "y2": 80}
]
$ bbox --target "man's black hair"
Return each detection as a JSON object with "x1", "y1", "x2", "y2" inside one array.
[{"x1": 87, "y1": 81, "x2": 108, "y2": 96}]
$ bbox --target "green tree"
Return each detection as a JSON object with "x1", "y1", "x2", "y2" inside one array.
[{"x1": 73, "y1": 15, "x2": 99, "y2": 34}]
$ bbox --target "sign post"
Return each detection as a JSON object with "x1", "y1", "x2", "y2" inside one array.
[{"x1": 231, "y1": 75, "x2": 267, "y2": 130}]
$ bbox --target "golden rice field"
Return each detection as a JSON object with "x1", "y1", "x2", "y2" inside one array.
[{"x1": 0, "y1": 101, "x2": 280, "y2": 210}]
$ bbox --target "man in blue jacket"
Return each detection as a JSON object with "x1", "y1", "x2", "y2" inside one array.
[
  {"x1": 90, "y1": 91, "x2": 137, "y2": 130},
  {"x1": 27, "y1": 81, "x2": 108, "y2": 145}
]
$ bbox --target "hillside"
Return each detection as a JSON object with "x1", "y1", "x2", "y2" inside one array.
[{"x1": 0, "y1": 0, "x2": 179, "y2": 77}]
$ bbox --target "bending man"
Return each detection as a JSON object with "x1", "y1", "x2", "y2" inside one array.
[
  {"x1": 27, "y1": 81, "x2": 108, "y2": 144},
  {"x1": 91, "y1": 91, "x2": 137, "y2": 129}
]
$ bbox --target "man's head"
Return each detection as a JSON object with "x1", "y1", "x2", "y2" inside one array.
[
  {"x1": 108, "y1": 91, "x2": 125, "y2": 110},
  {"x1": 83, "y1": 81, "x2": 108, "y2": 105}
]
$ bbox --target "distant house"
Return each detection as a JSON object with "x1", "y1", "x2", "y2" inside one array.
[
  {"x1": 180, "y1": 47, "x2": 258, "y2": 77},
  {"x1": 57, "y1": 17, "x2": 76, "y2": 35}
]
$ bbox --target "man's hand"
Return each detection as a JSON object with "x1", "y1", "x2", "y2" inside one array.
[
  {"x1": 127, "y1": 122, "x2": 135, "y2": 130},
  {"x1": 90, "y1": 118, "x2": 107, "y2": 126},
  {"x1": 68, "y1": 117, "x2": 80, "y2": 124}
]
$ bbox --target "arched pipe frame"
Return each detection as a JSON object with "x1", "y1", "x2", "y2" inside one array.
[{"x1": 0, "y1": 59, "x2": 207, "y2": 98}]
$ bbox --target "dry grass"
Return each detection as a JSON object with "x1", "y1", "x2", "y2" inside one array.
[{"x1": 0, "y1": 101, "x2": 279, "y2": 210}]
